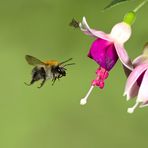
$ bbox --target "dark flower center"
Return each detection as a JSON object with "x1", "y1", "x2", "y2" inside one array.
[{"x1": 137, "y1": 71, "x2": 146, "y2": 86}]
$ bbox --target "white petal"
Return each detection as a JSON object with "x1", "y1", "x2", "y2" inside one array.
[
  {"x1": 124, "y1": 64, "x2": 148, "y2": 100},
  {"x1": 80, "y1": 17, "x2": 112, "y2": 41},
  {"x1": 110, "y1": 22, "x2": 131, "y2": 44}
]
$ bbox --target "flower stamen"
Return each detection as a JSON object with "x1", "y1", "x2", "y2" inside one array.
[
  {"x1": 127, "y1": 101, "x2": 141, "y2": 113},
  {"x1": 80, "y1": 85, "x2": 95, "y2": 105},
  {"x1": 80, "y1": 67, "x2": 109, "y2": 105}
]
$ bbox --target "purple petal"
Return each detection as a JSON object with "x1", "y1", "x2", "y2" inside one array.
[
  {"x1": 137, "y1": 69, "x2": 148, "y2": 105},
  {"x1": 124, "y1": 64, "x2": 148, "y2": 99},
  {"x1": 88, "y1": 38, "x2": 118, "y2": 71},
  {"x1": 114, "y1": 43, "x2": 133, "y2": 71},
  {"x1": 137, "y1": 71, "x2": 145, "y2": 86},
  {"x1": 80, "y1": 17, "x2": 112, "y2": 41}
]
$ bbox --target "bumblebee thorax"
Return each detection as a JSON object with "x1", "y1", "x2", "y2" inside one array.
[{"x1": 44, "y1": 60, "x2": 59, "y2": 66}]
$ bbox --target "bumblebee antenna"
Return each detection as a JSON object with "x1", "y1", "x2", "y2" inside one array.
[
  {"x1": 63, "y1": 63, "x2": 75, "y2": 67},
  {"x1": 59, "y1": 58, "x2": 73, "y2": 65}
]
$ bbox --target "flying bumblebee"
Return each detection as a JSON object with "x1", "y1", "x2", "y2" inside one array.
[{"x1": 25, "y1": 55, "x2": 75, "y2": 88}]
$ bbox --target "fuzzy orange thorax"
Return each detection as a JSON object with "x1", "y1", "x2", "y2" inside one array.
[{"x1": 44, "y1": 60, "x2": 59, "y2": 66}]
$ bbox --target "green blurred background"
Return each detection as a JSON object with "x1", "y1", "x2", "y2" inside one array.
[{"x1": 0, "y1": 0, "x2": 148, "y2": 148}]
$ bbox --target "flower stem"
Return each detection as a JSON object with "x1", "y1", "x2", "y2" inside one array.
[
  {"x1": 123, "y1": 0, "x2": 148, "y2": 25},
  {"x1": 133, "y1": 0, "x2": 148, "y2": 13}
]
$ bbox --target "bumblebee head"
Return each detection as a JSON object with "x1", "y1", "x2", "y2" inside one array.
[
  {"x1": 51, "y1": 58, "x2": 75, "y2": 85},
  {"x1": 57, "y1": 66, "x2": 66, "y2": 76},
  {"x1": 57, "y1": 58, "x2": 75, "y2": 77}
]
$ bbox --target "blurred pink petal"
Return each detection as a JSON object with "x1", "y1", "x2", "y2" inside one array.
[
  {"x1": 133, "y1": 43, "x2": 148, "y2": 67},
  {"x1": 137, "y1": 69, "x2": 148, "y2": 106},
  {"x1": 124, "y1": 43, "x2": 148, "y2": 113},
  {"x1": 127, "y1": 83, "x2": 139, "y2": 100},
  {"x1": 124, "y1": 64, "x2": 148, "y2": 100},
  {"x1": 133, "y1": 55, "x2": 148, "y2": 67}
]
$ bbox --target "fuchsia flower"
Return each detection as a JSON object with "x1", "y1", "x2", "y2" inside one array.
[
  {"x1": 79, "y1": 17, "x2": 133, "y2": 105},
  {"x1": 124, "y1": 43, "x2": 148, "y2": 113}
]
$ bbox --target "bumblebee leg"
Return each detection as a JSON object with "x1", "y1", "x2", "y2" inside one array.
[
  {"x1": 52, "y1": 77, "x2": 57, "y2": 85},
  {"x1": 59, "y1": 75, "x2": 63, "y2": 78},
  {"x1": 37, "y1": 67, "x2": 46, "y2": 88},
  {"x1": 38, "y1": 79, "x2": 46, "y2": 88},
  {"x1": 24, "y1": 79, "x2": 35, "y2": 86},
  {"x1": 51, "y1": 73, "x2": 56, "y2": 85},
  {"x1": 57, "y1": 75, "x2": 63, "y2": 81}
]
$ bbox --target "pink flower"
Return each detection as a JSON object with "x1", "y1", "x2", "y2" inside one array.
[
  {"x1": 79, "y1": 17, "x2": 133, "y2": 105},
  {"x1": 124, "y1": 43, "x2": 148, "y2": 113}
]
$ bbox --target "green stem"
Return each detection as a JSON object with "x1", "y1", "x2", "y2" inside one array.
[{"x1": 133, "y1": 0, "x2": 148, "y2": 13}]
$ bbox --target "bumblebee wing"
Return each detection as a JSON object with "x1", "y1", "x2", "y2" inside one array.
[{"x1": 25, "y1": 55, "x2": 44, "y2": 66}]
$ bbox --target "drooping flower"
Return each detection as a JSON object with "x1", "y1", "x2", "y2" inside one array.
[
  {"x1": 78, "y1": 16, "x2": 133, "y2": 105},
  {"x1": 124, "y1": 43, "x2": 148, "y2": 113}
]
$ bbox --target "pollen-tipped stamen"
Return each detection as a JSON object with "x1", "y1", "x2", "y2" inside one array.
[
  {"x1": 80, "y1": 67, "x2": 109, "y2": 105},
  {"x1": 127, "y1": 101, "x2": 141, "y2": 113},
  {"x1": 80, "y1": 85, "x2": 95, "y2": 105}
]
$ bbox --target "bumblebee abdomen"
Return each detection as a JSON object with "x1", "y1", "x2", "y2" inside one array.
[{"x1": 31, "y1": 66, "x2": 46, "y2": 81}]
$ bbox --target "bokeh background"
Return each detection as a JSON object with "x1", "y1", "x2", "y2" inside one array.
[{"x1": 0, "y1": 0, "x2": 148, "y2": 148}]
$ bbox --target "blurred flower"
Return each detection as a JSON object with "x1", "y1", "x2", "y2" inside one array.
[
  {"x1": 79, "y1": 17, "x2": 133, "y2": 105},
  {"x1": 124, "y1": 43, "x2": 148, "y2": 113}
]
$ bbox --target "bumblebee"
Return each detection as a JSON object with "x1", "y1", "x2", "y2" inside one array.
[{"x1": 25, "y1": 55, "x2": 75, "y2": 88}]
